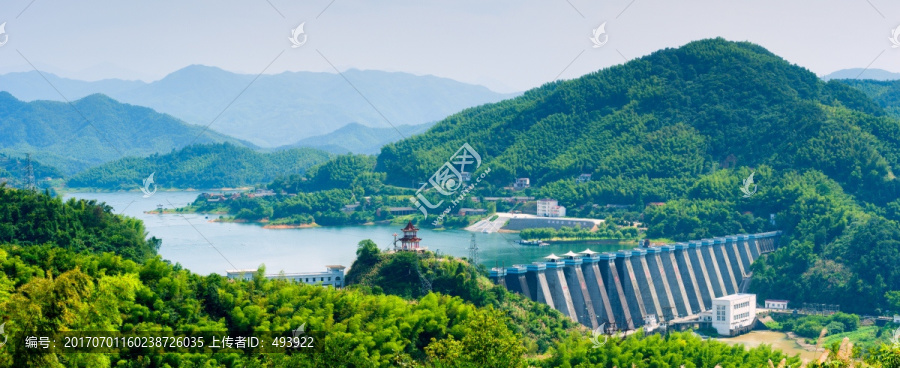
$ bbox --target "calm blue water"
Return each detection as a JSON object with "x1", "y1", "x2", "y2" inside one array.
[{"x1": 65, "y1": 191, "x2": 632, "y2": 275}]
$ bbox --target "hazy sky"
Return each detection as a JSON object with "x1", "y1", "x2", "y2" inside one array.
[{"x1": 1, "y1": 0, "x2": 899, "y2": 92}]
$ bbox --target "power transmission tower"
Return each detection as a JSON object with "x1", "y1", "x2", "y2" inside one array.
[
  {"x1": 23, "y1": 154, "x2": 35, "y2": 191},
  {"x1": 414, "y1": 256, "x2": 432, "y2": 294},
  {"x1": 468, "y1": 233, "x2": 479, "y2": 266}
]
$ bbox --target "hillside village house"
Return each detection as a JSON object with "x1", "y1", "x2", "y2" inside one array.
[
  {"x1": 536, "y1": 199, "x2": 566, "y2": 217},
  {"x1": 513, "y1": 178, "x2": 530, "y2": 190},
  {"x1": 764, "y1": 299, "x2": 789, "y2": 310}
]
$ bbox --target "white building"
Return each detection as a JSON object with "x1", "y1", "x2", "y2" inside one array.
[
  {"x1": 711, "y1": 293, "x2": 757, "y2": 336},
  {"x1": 764, "y1": 299, "x2": 789, "y2": 310},
  {"x1": 226, "y1": 265, "x2": 346, "y2": 288},
  {"x1": 513, "y1": 178, "x2": 530, "y2": 190},
  {"x1": 536, "y1": 199, "x2": 567, "y2": 217}
]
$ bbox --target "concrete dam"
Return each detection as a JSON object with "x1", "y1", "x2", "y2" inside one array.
[{"x1": 489, "y1": 232, "x2": 781, "y2": 330}]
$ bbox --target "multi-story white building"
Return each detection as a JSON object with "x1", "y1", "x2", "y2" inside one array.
[
  {"x1": 226, "y1": 265, "x2": 346, "y2": 288},
  {"x1": 536, "y1": 199, "x2": 567, "y2": 217},
  {"x1": 710, "y1": 293, "x2": 757, "y2": 336}
]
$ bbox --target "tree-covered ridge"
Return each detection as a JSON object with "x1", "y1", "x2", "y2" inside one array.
[
  {"x1": 67, "y1": 142, "x2": 332, "y2": 190},
  {"x1": 0, "y1": 189, "x2": 898, "y2": 366},
  {"x1": 190, "y1": 154, "x2": 493, "y2": 228},
  {"x1": 0, "y1": 152, "x2": 62, "y2": 189},
  {"x1": 0, "y1": 242, "x2": 840, "y2": 368},
  {"x1": 367, "y1": 38, "x2": 900, "y2": 314},
  {"x1": 837, "y1": 79, "x2": 900, "y2": 119},
  {"x1": 0, "y1": 245, "x2": 527, "y2": 367},
  {"x1": 376, "y1": 38, "x2": 896, "y2": 204},
  {"x1": 0, "y1": 185, "x2": 157, "y2": 261},
  {"x1": 0, "y1": 92, "x2": 249, "y2": 174}
]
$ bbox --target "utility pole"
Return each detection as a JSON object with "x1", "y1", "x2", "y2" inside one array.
[
  {"x1": 23, "y1": 153, "x2": 35, "y2": 191},
  {"x1": 468, "y1": 233, "x2": 479, "y2": 266}
]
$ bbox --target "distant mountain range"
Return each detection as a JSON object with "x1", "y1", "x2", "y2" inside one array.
[
  {"x1": 0, "y1": 67, "x2": 517, "y2": 147},
  {"x1": 822, "y1": 68, "x2": 900, "y2": 81},
  {"x1": 0, "y1": 92, "x2": 247, "y2": 174},
  {"x1": 283, "y1": 122, "x2": 435, "y2": 154}
]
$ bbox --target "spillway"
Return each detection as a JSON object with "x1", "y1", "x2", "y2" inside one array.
[{"x1": 490, "y1": 231, "x2": 782, "y2": 331}]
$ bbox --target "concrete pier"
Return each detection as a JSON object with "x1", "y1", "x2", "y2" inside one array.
[
  {"x1": 688, "y1": 241, "x2": 716, "y2": 306},
  {"x1": 616, "y1": 251, "x2": 647, "y2": 326},
  {"x1": 725, "y1": 235, "x2": 747, "y2": 279},
  {"x1": 544, "y1": 261, "x2": 578, "y2": 319},
  {"x1": 631, "y1": 249, "x2": 663, "y2": 319},
  {"x1": 713, "y1": 238, "x2": 739, "y2": 294},
  {"x1": 580, "y1": 251, "x2": 616, "y2": 326},
  {"x1": 748, "y1": 234, "x2": 761, "y2": 260},
  {"x1": 701, "y1": 239, "x2": 728, "y2": 298},
  {"x1": 527, "y1": 263, "x2": 555, "y2": 307},
  {"x1": 739, "y1": 234, "x2": 755, "y2": 266},
  {"x1": 661, "y1": 245, "x2": 693, "y2": 317},
  {"x1": 562, "y1": 255, "x2": 598, "y2": 328},
  {"x1": 489, "y1": 267, "x2": 507, "y2": 288},
  {"x1": 675, "y1": 243, "x2": 705, "y2": 313},
  {"x1": 646, "y1": 247, "x2": 678, "y2": 320},
  {"x1": 599, "y1": 253, "x2": 634, "y2": 330},
  {"x1": 504, "y1": 265, "x2": 530, "y2": 298}
]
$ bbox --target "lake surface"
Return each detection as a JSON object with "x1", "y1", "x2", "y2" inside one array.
[{"x1": 65, "y1": 191, "x2": 633, "y2": 275}]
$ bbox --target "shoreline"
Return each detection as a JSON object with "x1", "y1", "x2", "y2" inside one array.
[
  {"x1": 61, "y1": 187, "x2": 252, "y2": 194},
  {"x1": 262, "y1": 223, "x2": 319, "y2": 229}
]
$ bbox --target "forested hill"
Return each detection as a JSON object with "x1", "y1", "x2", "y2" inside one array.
[
  {"x1": 0, "y1": 92, "x2": 248, "y2": 174},
  {"x1": 376, "y1": 38, "x2": 900, "y2": 313},
  {"x1": 0, "y1": 153, "x2": 62, "y2": 188},
  {"x1": 67, "y1": 142, "x2": 332, "y2": 190},
  {"x1": 376, "y1": 38, "x2": 894, "y2": 202},
  {"x1": 836, "y1": 79, "x2": 900, "y2": 119}
]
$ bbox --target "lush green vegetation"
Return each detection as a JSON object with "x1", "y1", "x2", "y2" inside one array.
[
  {"x1": 0, "y1": 184, "x2": 157, "y2": 261},
  {"x1": 169, "y1": 38, "x2": 900, "y2": 317},
  {"x1": 366, "y1": 38, "x2": 900, "y2": 315},
  {"x1": 0, "y1": 244, "x2": 534, "y2": 367},
  {"x1": 768, "y1": 313, "x2": 860, "y2": 339},
  {"x1": 836, "y1": 79, "x2": 900, "y2": 119},
  {"x1": 67, "y1": 143, "x2": 331, "y2": 190},
  {"x1": 0, "y1": 152, "x2": 62, "y2": 190},
  {"x1": 0, "y1": 92, "x2": 246, "y2": 174},
  {"x1": 519, "y1": 223, "x2": 639, "y2": 241},
  {"x1": 3, "y1": 186, "x2": 900, "y2": 366},
  {"x1": 190, "y1": 154, "x2": 495, "y2": 228}
]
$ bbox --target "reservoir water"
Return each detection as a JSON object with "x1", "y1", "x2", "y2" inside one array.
[{"x1": 65, "y1": 191, "x2": 633, "y2": 276}]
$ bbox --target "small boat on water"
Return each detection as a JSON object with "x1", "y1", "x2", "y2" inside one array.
[{"x1": 518, "y1": 239, "x2": 549, "y2": 246}]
